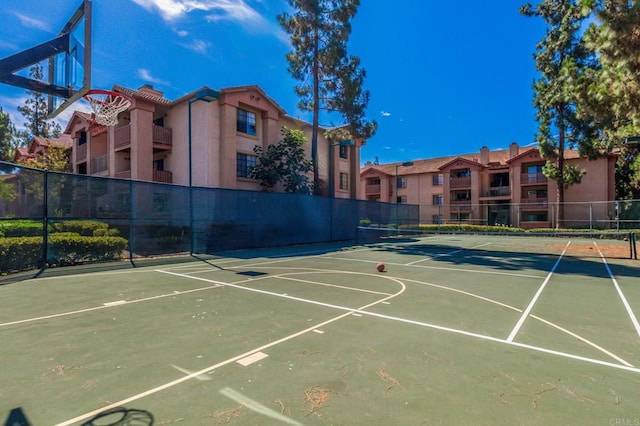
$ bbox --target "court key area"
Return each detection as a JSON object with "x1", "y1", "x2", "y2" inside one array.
[{"x1": 1, "y1": 233, "x2": 640, "y2": 425}]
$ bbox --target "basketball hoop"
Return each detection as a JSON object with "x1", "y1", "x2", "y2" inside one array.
[{"x1": 83, "y1": 89, "x2": 132, "y2": 126}]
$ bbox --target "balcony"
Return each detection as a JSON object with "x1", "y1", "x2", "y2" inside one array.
[
  {"x1": 153, "y1": 126, "x2": 172, "y2": 149},
  {"x1": 114, "y1": 124, "x2": 172, "y2": 151},
  {"x1": 520, "y1": 197, "x2": 548, "y2": 209},
  {"x1": 153, "y1": 170, "x2": 173, "y2": 183},
  {"x1": 481, "y1": 186, "x2": 511, "y2": 198},
  {"x1": 450, "y1": 176, "x2": 471, "y2": 188},
  {"x1": 450, "y1": 198, "x2": 472, "y2": 205},
  {"x1": 92, "y1": 155, "x2": 107, "y2": 174},
  {"x1": 76, "y1": 143, "x2": 87, "y2": 161},
  {"x1": 365, "y1": 184, "x2": 381, "y2": 195},
  {"x1": 521, "y1": 173, "x2": 547, "y2": 184}
]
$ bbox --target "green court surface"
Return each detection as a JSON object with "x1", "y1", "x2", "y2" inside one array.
[{"x1": 1, "y1": 235, "x2": 639, "y2": 425}]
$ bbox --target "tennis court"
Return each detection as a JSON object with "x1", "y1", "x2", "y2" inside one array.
[{"x1": 1, "y1": 232, "x2": 639, "y2": 425}]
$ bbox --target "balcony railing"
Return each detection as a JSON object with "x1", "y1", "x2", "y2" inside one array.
[
  {"x1": 114, "y1": 126, "x2": 131, "y2": 149},
  {"x1": 113, "y1": 124, "x2": 173, "y2": 150},
  {"x1": 520, "y1": 197, "x2": 548, "y2": 209},
  {"x1": 450, "y1": 199, "x2": 472, "y2": 205},
  {"x1": 153, "y1": 170, "x2": 173, "y2": 183},
  {"x1": 450, "y1": 176, "x2": 471, "y2": 188},
  {"x1": 92, "y1": 155, "x2": 107, "y2": 173},
  {"x1": 76, "y1": 143, "x2": 87, "y2": 161},
  {"x1": 365, "y1": 184, "x2": 381, "y2": 195},
  {"x1": 153, "y1": 125, "x2": 172, "y2": 146},
  {"x1": 482, "y1": 186, "x2": 510, "y2": 197},
  {"x1": 521, "y1": 173, "x2": 547, "y2": 184}
]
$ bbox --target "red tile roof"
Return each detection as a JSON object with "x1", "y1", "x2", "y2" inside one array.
[{"x1": 361, "y1": 145, "x2": 583, "y2": 176}]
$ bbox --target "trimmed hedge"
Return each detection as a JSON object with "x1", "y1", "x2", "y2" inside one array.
[
  {"x1": 0, "y1": 236, "x2": 43, "y2": 273},
  {"x1": 0, "y1": 234, "x2": 128, "y2": 273},
  {"x1": 51, "y1": 220, "x2": 120, "y2": 237},
  {"x1": 0, "y1": 220, "x2": 44, "y2": 238}
]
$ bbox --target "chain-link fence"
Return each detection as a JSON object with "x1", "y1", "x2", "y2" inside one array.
[
  {"x1": 418, "y1": 200, "x2": 640, "y2": 230},
  {"x1": 0, "y1": 162, "x2": 418, "y2": 273}
]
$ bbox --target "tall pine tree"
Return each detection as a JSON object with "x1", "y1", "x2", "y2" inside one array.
[
  {"x1": 278, "y1": 0, "x2": 376, "y2": 194},
  {"x1": 521, "y1": 0, "x2": 598, "y2": 226},
  {"x1": 0, "y1": 106, "x2": 17, "y2": 161},
  {"x1": 16, "y1": 64, "x2": 62, "y2": 145},
  {"x1": 581, "y1": 0, "x2": 640, "y2": 199}
]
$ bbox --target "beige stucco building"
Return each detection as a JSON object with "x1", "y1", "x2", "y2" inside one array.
[
  {"x1": 65, "y1": 84, "x2": 361, "y2": 199},
  {"x1": 360, "y1": 143, "x2": 617, "y2": 228}
]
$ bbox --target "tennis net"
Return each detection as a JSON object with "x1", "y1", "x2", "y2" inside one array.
[{"x1": 356, "y1": 226, "x2": 638, "y2": 260}]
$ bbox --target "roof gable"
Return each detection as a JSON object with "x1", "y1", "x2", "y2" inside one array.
[{"x1": 438, "y1": 157, "x2": 484, "y2": 172}]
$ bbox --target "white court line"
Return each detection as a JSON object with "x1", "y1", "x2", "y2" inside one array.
[
  {"x1": 159, "y1": 269, "x2": 640, "y2": 375},
  {"x1": 506, "y1": 241, "x2": 570, "y2": 342},
  {"x1": 405, "y1": 242, "x2": 492, "y2": 266},
  {"x1": 277, "y1": 275, "x2": 393, "y2": 296},
  {"x1": 0, "y1": 284, "x2": 223, "y2": 328},
  {"x1": 595, "y1": 242, "x2": 640, "y2": 338},
  {"x1": 55, "y1": 271, "x2": 406, "y2": 426},
  {"x1": 324, "y1": 256, "x2": 544, "y2": 279},
  {"x1": 55, "y1": 267, "x2": 640, "y2": 425}
]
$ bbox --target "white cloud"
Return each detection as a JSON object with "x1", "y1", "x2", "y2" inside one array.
[
  {"x1": 381, "y1": 111, "x2": 391, "y2": 117},
  {"x1": 178, "y1": 39, "x2": 210, "y2": 54},
  {"x1": 137, "y1": 68, "x2": 169, "y2": 85},
  {"x1": 11, "y1": 12, "x2": 49, "y2": 31},
  {"x1": 131, "y1": 0, "x2": 267, "y2": 28},
  {"x1": 175, "y1": 29, "x2": 189, "y2": 37}
]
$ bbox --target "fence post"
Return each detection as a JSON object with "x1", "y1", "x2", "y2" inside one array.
[
  {"x1": 38, "y1": 170, "x2": 49, "y2": 275},
  {"x1": 589, "y1": 201, "x2": 593, "y2": 231}
]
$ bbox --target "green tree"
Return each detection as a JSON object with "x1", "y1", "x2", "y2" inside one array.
[
  {"x1": 0, "y1": 106, "x2": 18, "y2": 161},
  {"x1": 20, "y1": 142, "x2": 71, "y2": 172},
  {"x1": 521, "y1": 0, "x2": 599, "y2": 226},
  {"x1": 16, "y1": 64, "x2": 62, "y2": 145},
  {"x1": 580, "y1": 0, "x2": 640, "y2": 199},
  {"x1": 278, "y1": 0, "x2": 376, "y2": 194},
  {"x1": 251, "y1": 127, "x2": 314, "y2": 194}
]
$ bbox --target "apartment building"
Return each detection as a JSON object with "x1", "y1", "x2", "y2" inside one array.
[
  {"x1": 360, "y1": 143, "x2": 617, "y2": 228},
  {"x1": 65, "y1": 84, "x2": 361, "y2": 199},
  {"x1": 12, "y1": 135, "x2": 73, "y2": 164}
]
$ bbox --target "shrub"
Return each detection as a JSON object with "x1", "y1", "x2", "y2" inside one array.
[
  {"x1": 0, "y1": 220, "x2": 44, "y2": 237},
  {"x1": 0, "y1": 234, "x2": 128, "y2": 274},
  {"x1": 0, "y1": 237, "x2": 43, "y2": 273},
  {"x1": 51, "y1": 220, "x2": 118, "y2": 237}
]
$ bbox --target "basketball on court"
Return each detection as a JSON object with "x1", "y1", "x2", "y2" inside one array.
[{"x1": 376, "y1": 262, "x2": 385, "y2": 272}]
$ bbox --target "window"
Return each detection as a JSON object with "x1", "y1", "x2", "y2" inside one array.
[
  {"x1": 432, "y1": 174, "x2": 443, "y2": 185},
  {"x1": 78, "y1": 131, "x2": 87, "y2": 145},
  {"x1": 237, "y1": 109, "x2": 257, "y2": 136},
  {"x1": 396, "y1": 195, "x2": 407, "y2": 204},
  {"x1": 236, "y1": 153, "x2": 256, "y2": 178},
  {"x1": 432, "y1": 215, "x2": 444, "y2": 224},
  {"x1": 396, "y1": 177, "x2": 407, "y2": 188},
  {"x1": 524, "y1": 212, "x2": 548, "y2": 222},
  {"x1": 527, "y1": 165, "x2": 543, "y2": 174},
  {"x1": 432, "y1": 194, "x2": 443, "y2": 205},
  {"x1": 339, "y1": 145, "x2": 349, "y2": 159},
  {"x1": 339, "y1": 172, "x2": 349, "y2": 190}
]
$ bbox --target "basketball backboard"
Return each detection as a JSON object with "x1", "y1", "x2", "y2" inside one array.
[{"x1": 0, "y1": 0, "x2": 91, "y2": 119}]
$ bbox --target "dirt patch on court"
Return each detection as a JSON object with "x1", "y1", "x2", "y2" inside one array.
[{"x1": 548, "y1": 241, "x2": 631, "y2": 259}]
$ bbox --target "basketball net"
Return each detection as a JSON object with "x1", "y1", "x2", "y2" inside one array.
[{"x1": 83, "y1": 89, "x2": 132, "y2": 126}]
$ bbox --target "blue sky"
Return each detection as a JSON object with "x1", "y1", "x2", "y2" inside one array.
[{"x1": 0, "y1": 0, "x2": 544, "y2": 164}]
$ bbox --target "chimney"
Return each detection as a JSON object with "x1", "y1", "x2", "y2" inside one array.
[
  {"x1": 138, "y1": 84, "x2": 164, "y2": 98},
  {"x1": 480, "y1": 146, "x2": 490, "y2": 165},
  {"x1": 509, "y1": 142, "x2": 519, "y2": 158}
]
